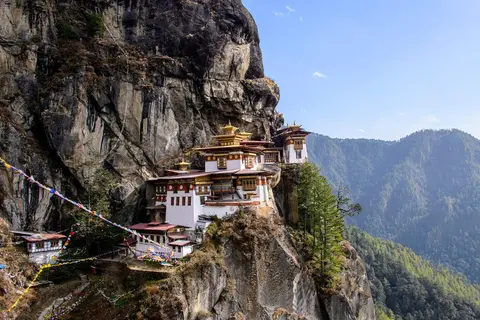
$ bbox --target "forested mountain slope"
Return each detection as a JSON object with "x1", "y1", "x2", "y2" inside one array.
[
  {"x1": 347, "y1": 227, "x2": 480, "y2": 320},
  {"x1": 307, "y1": 129, "x2": 480, "y2": 282}
]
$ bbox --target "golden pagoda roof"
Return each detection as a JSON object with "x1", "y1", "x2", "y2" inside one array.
[
  {"x1": 219, "y1": 121, "x2": 239, "y2": 135},
  {"x1": 289, "y1": 120, "x2": 301, "y2": 128}
]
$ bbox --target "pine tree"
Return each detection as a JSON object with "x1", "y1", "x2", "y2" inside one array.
[{"x1": 297, "y1": 162, "x2": 345, "y2": 289}]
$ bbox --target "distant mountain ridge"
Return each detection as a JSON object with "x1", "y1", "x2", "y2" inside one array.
[{"x1": 307, "y1": 129, "x2": 480, "y2": 282}]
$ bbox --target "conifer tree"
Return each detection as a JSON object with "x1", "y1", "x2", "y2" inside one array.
[{"x1": 297, "y1": 162, "x2": 345, "y2": 289}]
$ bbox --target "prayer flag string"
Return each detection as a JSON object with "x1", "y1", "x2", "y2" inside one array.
[
  {"x1": 51, "y1": 228, "x2": 76, "y2": 262},
  {"x1": 0, "y1": 157, "x2": 172, "y2": 252}
]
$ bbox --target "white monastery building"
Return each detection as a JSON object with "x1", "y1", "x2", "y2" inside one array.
[
  {"x1": 128, "y1": 122, "x2": 310, "y2": 258},
  {"x1": 22, "y1": 233, "x2": 67, "y2": 265}
]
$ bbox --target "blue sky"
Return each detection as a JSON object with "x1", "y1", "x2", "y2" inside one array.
[{"x1": 242, "y1": 0, "x2": 480, "y2": 140}]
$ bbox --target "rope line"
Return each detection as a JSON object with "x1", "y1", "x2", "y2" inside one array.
[{"x1": 0, "y1": 156, "x2": 172, "y2": 252}]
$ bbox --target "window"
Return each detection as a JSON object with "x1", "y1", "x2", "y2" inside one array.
[
  {"x1": 171, "y1": 197, "x2": 175, "y2": 206},
  {"x1": 197, "y1": 185, "x2": 209, "y2": 194},
  {"x1": 200, "y1": 196, "x2": 206, "y2": 205},
  {"x1": 36, "y1": 242, "x2": 44, "y2": 249},
  {"x1": 173, "y1": 185, "x2": 178, "y2": 193},
  {"x1": 177, "y1": 246, "x2": 181, "y2": 253},
  {"x1": 156, "y1": 235, "x2": 161, "y2": 243},
  {"x1": 294, "y1": 139, "x2": 303, "y2": 149},
  {"x1": 296, "y1": 150, "x2": 302, "y2": 159},
  {"x1": 188, "y1": 197, "x2": 192, "y2": 206},
  {"x1": 257, "y1": 155, "x2": 262, "y2": 163},
  {"x1": 242, "y1": 179, "x2": 256, "y2": 191},
  {"x1": 176, "y1": 197, "x2": 180, "y2": 206},
  {"x1": 182, "y1": 197, "x2": 186, "y2": 206},
  {"x1": 51, "y1": 240, "x2": 59, "y2": 247},
  {"x1": 217, "y1": 156, "x2": 227, "y2": 169},
  {"x1": 265, "y1": 152, "x2": 277, "y2": 163},
  {"x1": 246, "y1": 157, "x2": 253, "y2": 168}
]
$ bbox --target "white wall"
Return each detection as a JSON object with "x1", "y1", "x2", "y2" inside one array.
[
  {"x1": 28, "y1": 250, "x2": 61, "y2": 265},
  {"x1": 205, "y1": 161, "x2": 218, "y2": 172},
  {"x1": 28, "y1": 240, "x2": 63, "y2": 253},
  {"x1": 285, "y1": 144, "x2": 308, "y2": 164},
  {"x1": 165, "y1": 189, "x2": 197, "y2": 227},
  {"x1": 227, "y1": 158, "x2": 243, "y2": 170}
]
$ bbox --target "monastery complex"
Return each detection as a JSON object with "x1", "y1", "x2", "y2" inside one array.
[{"x1": 128, "y1": 122, "x2": 311, "y2": 258}]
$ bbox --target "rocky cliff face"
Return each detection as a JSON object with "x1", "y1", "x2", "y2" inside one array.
[
  {"x1": 0, "y1": 0, "x2": 282, "y2": 231},
  {"x1": 134, "y1": 209, "x2": 375, "y2": 320}
]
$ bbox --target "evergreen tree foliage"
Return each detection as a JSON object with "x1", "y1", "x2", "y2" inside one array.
[
  {"x1": 295, "y1": 162, "x2": 345, "y2": 290},
  {"x1": 347, "y1": 226, "x2": 480, "y2": 320},
  {"x1": 67, "y1": 168, "x2": 123, "y2": 254}
]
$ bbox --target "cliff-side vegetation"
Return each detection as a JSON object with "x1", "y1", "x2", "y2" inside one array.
[
  {"x1": 65, "y1": 168, "x2": 123, "y2": 255},
  {"x1": 0, "y1": 219, "x2": 36, "y2": 318},
  {"x1": 291, "y1": 162, "x2": 360, "y2": 291},
  {"x1": 347, "y1": 226, "x2": 480, "y2": 320}
]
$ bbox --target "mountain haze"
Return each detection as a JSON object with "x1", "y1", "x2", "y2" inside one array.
[{"x1": 307, "y1": 129, "x2": 480, "y2": 282}]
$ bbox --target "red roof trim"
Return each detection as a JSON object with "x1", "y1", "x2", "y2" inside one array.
[
  {"x1": 129, "y1": 223, "x2": 177, "y2": 232},
  {"x1": 204, "y1": 201, "x2": 261, "y2": 206},
  {"x1": 22, "y1": 234, "x2": 67, "y2": 243}
]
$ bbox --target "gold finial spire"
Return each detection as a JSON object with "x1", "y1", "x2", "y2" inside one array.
[
  {"x1": 293, "y1": 120, "x2": 296, "y2": 126},
  {"x1": 220, "y1": 121, "x2": 238, "y2": 136},
  {"x1": 177, "y1": 158, "x2": 190, "y2": 171}
]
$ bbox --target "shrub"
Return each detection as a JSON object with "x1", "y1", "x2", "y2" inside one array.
[
  {"x1": 58, "y1": 22, "x2": 78, "y2": 39},
  {"x1": 87, "y1": 13, "x2": 106, "y2": 37}
]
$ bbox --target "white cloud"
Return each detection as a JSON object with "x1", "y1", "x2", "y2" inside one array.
[
  {"x1": 312, "y1": 71, "x2": 327, "y2": 78},
  {"x1": 273, "y1": 11, "x2": 284, "y2": 17},
  {"x1": 426, "y1": 114, "x2": 440, "y2": 123},
  {"x1": 286, "y1": 5, "x2": 295, "y2": 12},
  {"x1": 397, "y1": 112, "x2": 406, "y2": 117},
  {"x1": 356, "y1": 129, "x2": 365, "y2": 133},
  {"x1": 299, "y1": 16, "x2": 304, "y2": 22},
  {"x1": 300, "y1": 107, "x2": 307, "y2": 113}
]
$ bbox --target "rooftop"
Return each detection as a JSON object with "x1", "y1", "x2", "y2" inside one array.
[
  {"x1": 118, "y1": 237, "x2": 137, "y2": 247},
  {"x1": 236, "y1": 169, "x2": 272, "y2": 175},
  {"x1": 22, "y1": 233, "x2": 67, "y2": 243},
  {"x1": 210, "y1": 169, "x2": 240, "y2": 175},
  {"x1": 167, "y1": 233, "x2": 189, "y2": 240},
  {"x1": 168, "y1": 240, "x2": 191, "y2": 247},
  {"x1": 240, "y1": 140, "x2": 274, "y2": 145},
  {"x1": 129, "y1": 222, "x2": 178, "y2": 232},
  {"x1": 193, "y1": 145, "x2": 264, "y2": 152},
  {"x1": 147, "y1": 172, "x2": 211, "y2": 181}
]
